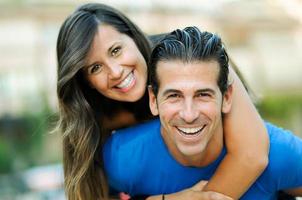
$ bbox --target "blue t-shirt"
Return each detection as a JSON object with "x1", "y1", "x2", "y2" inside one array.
[{"x1": 103, "y1": 119, "x2": 302, "y2": 199}]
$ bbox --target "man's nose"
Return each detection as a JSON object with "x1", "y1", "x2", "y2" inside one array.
[{"x1": 179, "y1": 99, "x2": 199, "y2": 123}]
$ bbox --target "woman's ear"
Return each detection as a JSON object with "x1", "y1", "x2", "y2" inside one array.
[{"x1": 148, "y1": 86, "x2": 159, "y2": 116}]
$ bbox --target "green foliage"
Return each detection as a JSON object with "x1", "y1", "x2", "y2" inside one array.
[
  {"x1": 257, "y1": 94, "x2": 302, "y2": 131},
  {"x1": 0, "y1": 108, "x2": 54, "y2": 173},
  {"x1": 0, "y1": 138, "x2": 13, "y2": 172}
]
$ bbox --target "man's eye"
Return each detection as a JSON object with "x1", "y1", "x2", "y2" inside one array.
[
  {"x1": 111, "y1": 47, "x2": 121, "y2": 56},
  {"x1": 167, "y1": 94, "x2": 181, "y2": 99},
  {"x1": 197, "y1": 93, "x2": 211, "y2": 98},
  {"x1": 89, "y1": 64, "x2": 102, "y2": 74}
]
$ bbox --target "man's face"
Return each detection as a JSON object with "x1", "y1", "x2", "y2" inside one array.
[{"x1": 149, "y1": 60, "x2": 232, "y2": 164}]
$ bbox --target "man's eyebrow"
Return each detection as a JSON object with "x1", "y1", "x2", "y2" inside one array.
[
  {"x1": 195, "y1": 88, "x2": 216, "y2": 95},
  {"x1": 162, "y1": 89, "x2": 181, "y2": 96}
]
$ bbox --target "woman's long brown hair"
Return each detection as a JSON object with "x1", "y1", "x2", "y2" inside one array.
[{"x1": 56, "y1": 3, "x2": 152, "y2": 200}]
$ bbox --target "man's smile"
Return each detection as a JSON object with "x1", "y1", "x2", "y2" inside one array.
[{"x1": 176, "y1": 125, "x2": 206, "y2": 136}]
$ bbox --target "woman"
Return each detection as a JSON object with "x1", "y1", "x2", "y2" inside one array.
[{"x1": 56, "y1": 3, "x2": 269, "y2": 200}]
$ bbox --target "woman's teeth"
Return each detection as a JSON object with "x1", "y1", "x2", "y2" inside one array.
[{"x1": 116, "y1": 72, "x2": 134, "y2": 89}]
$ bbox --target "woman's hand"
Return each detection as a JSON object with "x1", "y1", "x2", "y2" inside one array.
[{"x1": 147, "y1": 181, "x2": 233, "y2": 200}]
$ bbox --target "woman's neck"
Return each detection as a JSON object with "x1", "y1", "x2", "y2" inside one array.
[{"x1": 102, "y1": 109, "x2": 137, "y2": 131}]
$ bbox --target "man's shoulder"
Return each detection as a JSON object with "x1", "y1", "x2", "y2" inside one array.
[
  {"x1": 115, "y1": 118, "x2": 160, "y2": 134},
  {"x1": 108, "y1": 118, "x2": 160, "y2": 145},
  {"x1": 265, "y1": 122, "x2": 302, "y2": 152},
  {"x1": 102, "y1": 118, "x2": 161, "y2": 192},
  {"x1": 259, "y1": 122, "x2": 302, "y2": 191},
  {"x1": 103, "y1": 118, "x2": 161, "y2": 162},
  {"x1": 265, "y1": 122, "x2": 302, "y2": 166}
]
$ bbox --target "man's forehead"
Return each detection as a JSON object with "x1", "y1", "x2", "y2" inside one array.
[
  {"x1": 156, "y1": 60, "x2": 220, "y2": 81},
  {"x1": 156, "y1": 60, "x2": 220, "y2": 93},
  {"x1": 159, "y1": 80, "x2": 217, "y2": 93}
]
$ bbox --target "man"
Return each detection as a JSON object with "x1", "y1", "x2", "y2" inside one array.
[{"x1": 103, "y1": 27, "x2": 302, "y2": 199}]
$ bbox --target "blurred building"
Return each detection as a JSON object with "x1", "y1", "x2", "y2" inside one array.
[{"x1": 0, "y1": 0, "x2": 301, "y2": 116}]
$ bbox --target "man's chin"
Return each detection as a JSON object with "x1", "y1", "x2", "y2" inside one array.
[{"x1": 178, "y1": 145, "x2": 205, "y2": 157}]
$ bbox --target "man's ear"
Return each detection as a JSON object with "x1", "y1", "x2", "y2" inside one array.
[
  {"x1": 222, "y1": 83, "x2": 233, "y2": 114},
  {"x1": 148, "y1": 86, "x2": 159, "y2": 116}
]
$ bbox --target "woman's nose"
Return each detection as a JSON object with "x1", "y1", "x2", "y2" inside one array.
[{"x1": 108, "y1": 64, "x2": 123, "y2": 79}]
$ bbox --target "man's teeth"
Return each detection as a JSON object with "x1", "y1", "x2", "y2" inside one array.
[
  {"x1": 116, "y1": 72, "x2": 134, "y2": 89},
  {"x1": 177, "y1": 126, "x2": 204, "y2": 135}
]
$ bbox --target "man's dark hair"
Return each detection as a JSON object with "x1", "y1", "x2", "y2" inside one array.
[{"x1": 149, "y1": 26, "x2": 229, "y2": 96}]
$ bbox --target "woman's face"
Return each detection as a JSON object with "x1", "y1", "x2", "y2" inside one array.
[{"x1": 84, "y1": 25, "x2": 148, "y2": 102}]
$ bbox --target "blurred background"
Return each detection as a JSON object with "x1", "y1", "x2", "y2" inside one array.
[{"x1": 0, "y1": 0, "x2": 301, "y2": 199}]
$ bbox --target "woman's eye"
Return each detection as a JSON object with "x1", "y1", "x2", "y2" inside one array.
[
  {"x1": 89, "y1": 64, "x2": 102, "y2": 74},
  {"x1": 111, "y1": 47, "x2": 121, "y2": 56}
]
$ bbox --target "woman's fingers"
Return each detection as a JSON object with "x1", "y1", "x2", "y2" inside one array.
[{"x1": 191, "y1": 180, "x2": 208, "y2": 191}]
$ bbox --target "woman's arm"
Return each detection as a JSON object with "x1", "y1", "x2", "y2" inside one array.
[
  {"x1": 146, "y1": 180, "x2": 232, "y2": 200},
  {"x1": 203, "y1": 64, "x2": 269, "y2": 199}
]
